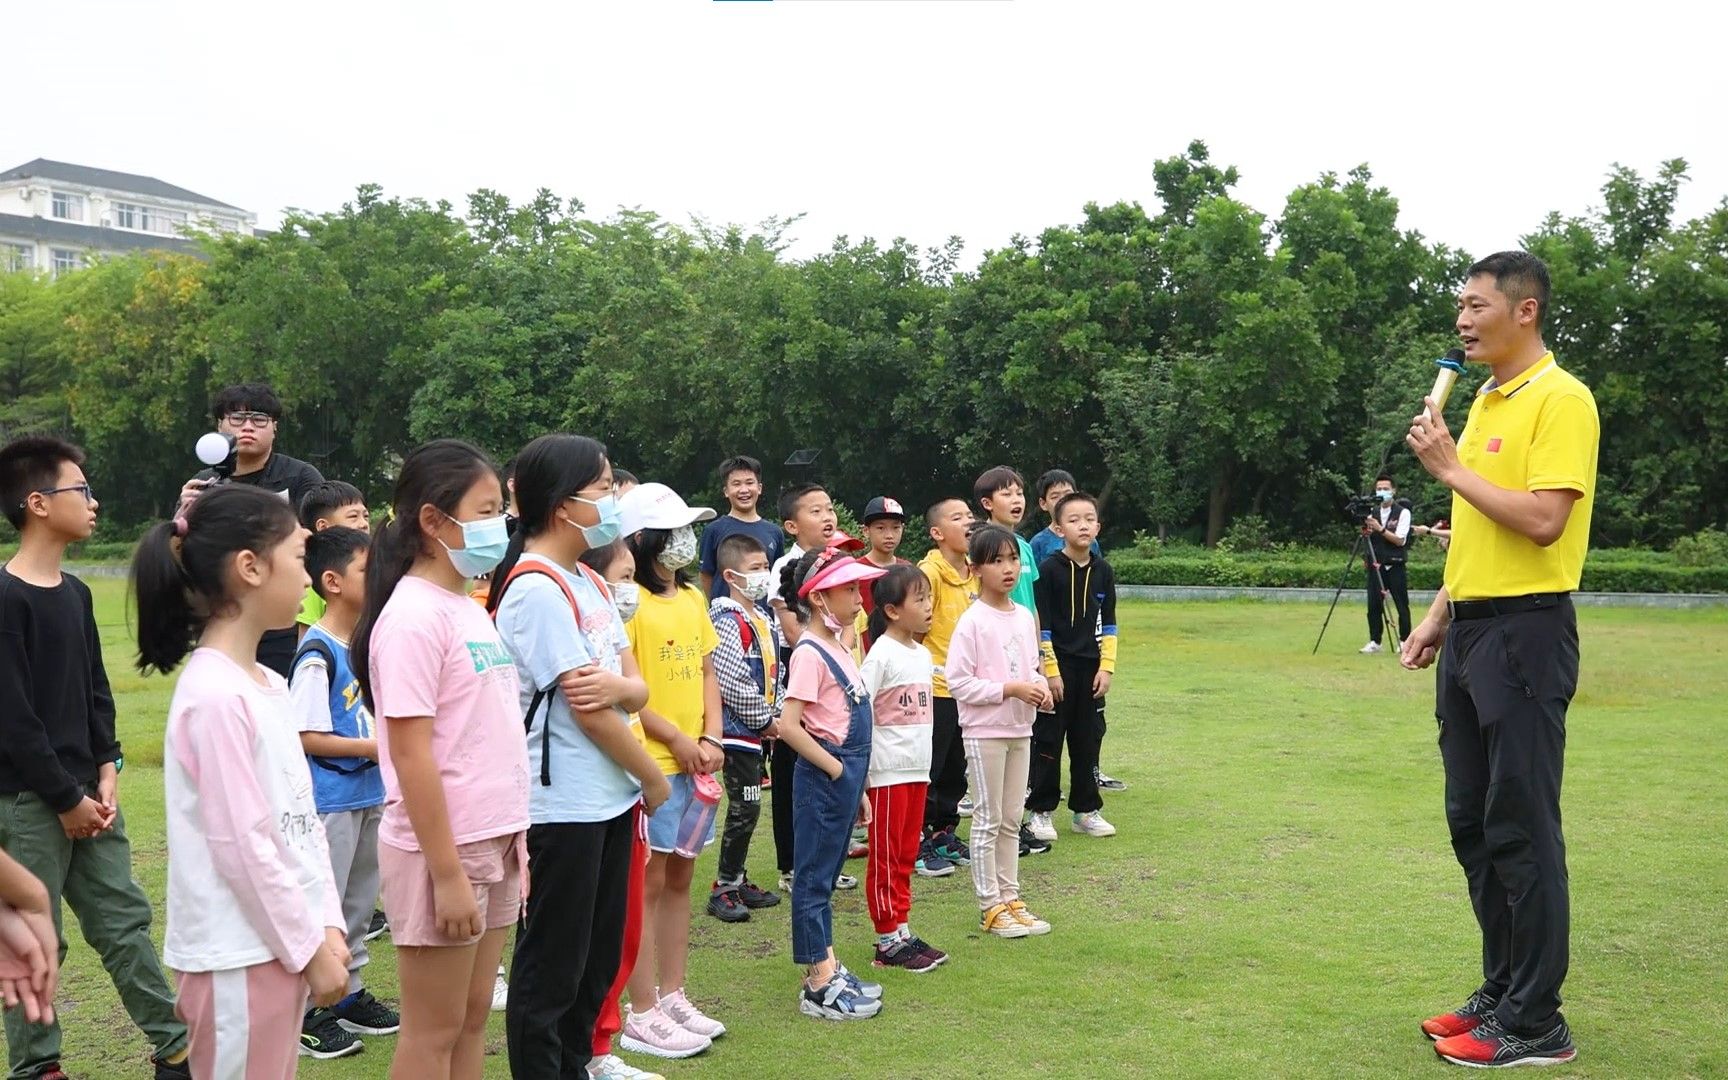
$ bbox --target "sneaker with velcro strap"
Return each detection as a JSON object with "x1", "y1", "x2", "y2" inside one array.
[
  {"x1": 299, "y1": 1007, "x2": 364, "y2": 1059},
  {"x1": 333, "y1": 988, "x2": 400, "y2": 1035},
  {"x1": 799, "y1": 975, "x2": 882, "y2": 1021}
]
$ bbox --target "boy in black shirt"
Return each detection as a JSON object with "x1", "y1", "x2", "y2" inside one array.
[
  {"x1": 1029, "y1": 492, "x2": 1119, "y2": 842},
  {"x1": 0, "y1": 436, "x2": 190, "y2": 1080}
]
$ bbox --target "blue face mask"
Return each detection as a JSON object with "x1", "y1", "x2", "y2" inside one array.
[
  {"x1": 440, "y1": 513, "x2": 510, "y2": 578},
  {"x1": 566, "y1": 493, "x2": 621, "y2": 548},
  {"x1": 1377, "y1": 490, "x2": 1395, "y2": 502}
]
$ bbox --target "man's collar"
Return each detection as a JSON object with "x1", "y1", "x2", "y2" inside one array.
[{"x1": 1479, "y1": 352, "x2": 1557, "y2": 399}]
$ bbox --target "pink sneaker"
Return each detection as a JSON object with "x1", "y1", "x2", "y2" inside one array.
[
  {"x1": 617, "y1": 1005, "x2": 710, "y2": 1059},
  {"x1": 656, "y1": 988, "x2": 726, "y2": 1039}
]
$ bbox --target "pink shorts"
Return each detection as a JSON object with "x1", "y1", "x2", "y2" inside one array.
[{"x1": 379, "y1": 832, "x2": 525, "y2": 947}]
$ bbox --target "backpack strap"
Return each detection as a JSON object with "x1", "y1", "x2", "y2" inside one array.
[
  {"x1": 489, "y1": 560, "x2": 592, "y2": 788},
  {"x1": 291, "y1": 637, "x2": 378, "y2": 776}
]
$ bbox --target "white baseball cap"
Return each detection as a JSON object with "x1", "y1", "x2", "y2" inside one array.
[{"x1": 618, "y1": 482, "x2": 716, "y2": 537}]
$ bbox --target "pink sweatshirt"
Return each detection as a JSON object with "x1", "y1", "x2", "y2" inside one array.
[{"x1": 945, "y1": 600, "x2": 1047, "y2": 739}]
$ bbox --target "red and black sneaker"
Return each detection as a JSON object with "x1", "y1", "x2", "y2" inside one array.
[
  {"x1": 872, "y1": 937, "x2": 938, "y2": 973},
  {"x1": 32, "y1": 1065, "x2": 71, "y2": 1080},
  {"x1": 705, "y1": 886, "x2": 750, "y2": 923},
  {"x1": 1422, "y1": 988, "x2": 1501, "y2": 1041},
  {"x1": 737, "y1": 879, "x2": 781, "y2": 909},
  {"x1": 906, "y1": 934, "x2": 949, "y2": 967},
  {"x1": 1434, "y1": 1015, "x2": 1577, "y2": 1068}
]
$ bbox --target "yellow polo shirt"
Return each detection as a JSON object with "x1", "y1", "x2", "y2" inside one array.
[{"x1": 1444, "y1": 353, "x2": 1599, "y2": 601}]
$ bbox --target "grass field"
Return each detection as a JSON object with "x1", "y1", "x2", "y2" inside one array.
[{"x1": 39, "y1": 579, "x2": 1728, "y2": 1078}]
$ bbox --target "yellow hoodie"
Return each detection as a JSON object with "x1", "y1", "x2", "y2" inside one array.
[{"x1": 919, "y1": 547, "x2": 980, "y2": 698}]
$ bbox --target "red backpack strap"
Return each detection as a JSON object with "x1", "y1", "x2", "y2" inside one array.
[
  {"x1": 728, "y1": 609, "x2": 754, "y2": 650},
  {"x1": 490, "y1": 561, "x2": 584, "y2": 624}
]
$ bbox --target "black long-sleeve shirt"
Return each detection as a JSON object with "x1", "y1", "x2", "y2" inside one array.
[
  {"x1": 1033, "y1": 551, "x2": 1119, "y2": 674},
  {"x1": 0, "y1": 568, "x2": 119, "y2": 812}
]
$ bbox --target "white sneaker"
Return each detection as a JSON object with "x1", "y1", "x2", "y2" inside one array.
[
  {"x1": 778, "y1": 870, "x2": 793, "y2": 893},
  {"x1": 1072, "y1": 810, "x2": 1117, "y2": 837},
  {"x1": 957, "y1": 795, "x2": 974, "y2": 817},
  {"x1": 835, "y1": 872, "x2": 858, "y2": 890},
  {"x1": 656, "y1": 987, "x2": 726, "y2": 1039},
  {"x1": 1359, "y1": 641, "x2": 1383, "y2": 654},
  {"x1": 618, "y1": 1004, "x2": 711, "y2": 1059},
  {"x1": 588, "y1": 1054, "x2": 666, "y2": 1080},
  {"x1": 491, "y1": 969, "x2": 508, "y2": 1011},
  {"x1": 1027, "y1": 812, "x2": 1058, "y2": 842}
]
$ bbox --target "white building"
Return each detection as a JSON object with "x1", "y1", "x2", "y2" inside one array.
[{"x1": 0, "y1": 158, "x2": 256, "y2": 276}]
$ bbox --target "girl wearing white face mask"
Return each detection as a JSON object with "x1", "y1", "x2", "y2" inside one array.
[
  {"x1": 705, "y1": 534, "x2": 785, "y2": 923},
  {"x1": 612, "y1": 485, "x2": 731, "y2": 1057},
  {"x1": 351, "y1": 439, "x2": 529, "y2": 1080}
]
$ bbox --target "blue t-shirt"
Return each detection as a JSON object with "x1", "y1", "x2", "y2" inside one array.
[
  {"x1": 289, "y1": 626, "x2": 386, "y2": 814},
  {"x1": 699, "y1": 515, "x2": 786, "y2": 599},
  {"x1": 494, "y1": 554, "x2": 641, "y2": 824},
  {"x1": 1029, "y1": 526, "x2": 1101, "y2": 567}
]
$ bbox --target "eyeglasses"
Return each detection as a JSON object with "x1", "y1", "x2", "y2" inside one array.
[
  {"x1": 222, "y1": 411, "x2": 275, "y2": 428},
  {"x1": 29, "y1": 483, "x2": 96, "y2": 506}
]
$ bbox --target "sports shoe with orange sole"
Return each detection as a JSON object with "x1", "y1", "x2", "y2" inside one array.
[{"x1": 1422, "y1": 989, "x2": 1500, "y2": 1041}]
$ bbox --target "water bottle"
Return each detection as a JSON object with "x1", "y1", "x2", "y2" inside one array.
[{"x1": 672, "y1": 772, "x2": 723, "y2": 859}]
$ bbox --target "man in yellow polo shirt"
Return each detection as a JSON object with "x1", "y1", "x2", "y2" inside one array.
[{"x1": 1402, "y1": 251, "x2": 1598, "y2": 1070}]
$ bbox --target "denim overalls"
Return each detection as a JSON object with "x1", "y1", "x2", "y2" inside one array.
[{"x1": 789, "y1": 638, "x2": 874, "y2": 965}]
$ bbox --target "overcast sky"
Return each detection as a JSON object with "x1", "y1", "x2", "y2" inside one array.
[{"x1": 8, "y1": 0, "x2": 1724, "y2": 266}]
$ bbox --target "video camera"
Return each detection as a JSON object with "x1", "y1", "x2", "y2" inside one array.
[
  {"x1": 1345, "y1": 493, "x2": 1381, "y2": 519},
  {"x1": 195, "y1": 431, "x2": 238, "y2": 481}
]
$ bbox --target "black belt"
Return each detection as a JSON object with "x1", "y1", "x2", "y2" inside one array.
[{"x1": 1447, "y1": 592, "x2": 1569, "y2": 621}]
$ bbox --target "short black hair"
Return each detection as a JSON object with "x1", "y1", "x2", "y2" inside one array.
[
  {"x1": 967, "y1": 523, "x2": 1019, "y2": 566},
  {"x1": 304, "y1": 526, "x2": 370, "y2": 600},
  {"x1": 1375, "y1": 473, "x2": 1395, "y2": 487},
  {"x1": 1036, "y1": 468, "x2": 1078, "y2": 501},
  {"x1": 299, "y1": 480, "x2": 366, "y2": 529},
  {"x1": 1052, "y1": 491, "x2": 1099, "y2": 522},
  {"x1": 0, "y1": 436, "x2": 85, "y2": 530},
  {"x1": 1467, "y1": 251, "x2": 1551, "y2": 330},
  {"x1": 973, "y1": 465, "x2": 1025, "y2": 507},
  {"x1": 926, "y1": 496, "x2": 967, "y2": 523},
  {"x1": 613, "y1": 468, "x2": 638, "y2": 486},
  {"x1": 716, "y1": 532, "x2": 767, "y2": 574},
  {"x1": 211, "y1": 382, "x2": 283, "y2": 422},
  {"x1": 778, "y1": 483, "x2": 827, "y2": 524},
  {"x1": 718, "y1": 455, "x2": 762, "y2": 484}
]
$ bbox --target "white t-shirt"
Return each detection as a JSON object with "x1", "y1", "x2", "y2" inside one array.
[
  {"x1": 859, "y1": 635, "x2": 935, "y2": 788},
  {"x1": 164, "y1": 649, "x2": 342, "y2": 973}
]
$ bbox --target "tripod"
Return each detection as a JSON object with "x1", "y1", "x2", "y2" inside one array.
[{"x1": 1312, "y1": 530, "x2": 1393, "y2": 655}]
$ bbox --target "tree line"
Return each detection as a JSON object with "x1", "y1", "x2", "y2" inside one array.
[{"x1": 1, "y1": 141, "x2": 1722, "y2": 550}]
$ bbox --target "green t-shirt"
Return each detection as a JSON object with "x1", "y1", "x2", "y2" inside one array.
[
  {"x1": 1010, "y1": 533, "x2": 1039, "y2": 617},
  {"x1": 297, "y1": 586, "x2": 325, "y2": 628}
]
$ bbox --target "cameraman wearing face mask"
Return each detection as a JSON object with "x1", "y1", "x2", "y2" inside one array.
[{"x1": 1359, "y1": 473, "x2": 1412, "y2": 655}]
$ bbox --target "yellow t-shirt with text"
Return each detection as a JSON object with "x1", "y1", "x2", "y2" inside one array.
[{"x1": 625, "y1": 584, "x2": 719, "y2": 775}]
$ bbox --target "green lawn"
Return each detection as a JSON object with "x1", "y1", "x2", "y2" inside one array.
[{"x1": 45, "y1": 579, "x2": 1728, "y2": 1078}]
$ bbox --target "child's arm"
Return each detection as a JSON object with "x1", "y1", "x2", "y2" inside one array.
[
  {"x1": 389, "y1": 715, "x2": 481, "y2": 939},
  {"x1": 569, "y1": 697, "x2": 671, "y2": 813},
  {"x1": 175, "y1": 702, "x2": 334, "y2": 972},
  {"x1": 289, "y1": 656, "x2": 378, "y2": 761},
  {"x1": 943, "y1": 621, "x2": 1003, "y2": 706},
  {"x1": 774, "y1": 699, "x2": 841, "y2": 779},
  {"x1": 1032, "y1": 565, "x2": 1063, "y2": 700},
  {"x1": 1095, "y1": 562, "x2": 1119, "y2": 697},
  {"x1": 81, "y1": 584, "x2": 123, "y2": 796},
  {"x1": 0, "y1": 625, "x2": 106, "y2": 833},
  {"x1": 698, "y1": 656, "x2": 724, "y2": 772},
  {"x1": 0, "y1": 850, "x2": 56, "y2": 1024}
]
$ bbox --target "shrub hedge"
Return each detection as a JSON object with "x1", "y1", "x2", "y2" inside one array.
[{"x1": 1111, "y1": 557, "x2": 1728, "y2": 593}]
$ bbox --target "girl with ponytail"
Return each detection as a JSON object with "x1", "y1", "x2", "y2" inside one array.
[
  {"x1": 351, "y1": 439, "x2": 529, "y2": 1080},
  {"x1": 131, "y1": 484, "x2": 350, "y2": 1078}
]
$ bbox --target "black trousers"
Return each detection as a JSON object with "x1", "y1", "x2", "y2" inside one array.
[
  {"x1": 1437, "y1": 598, "x2": 1577, "y2": 1036},
  {"x1": 1367, "y1": 560, "x2": 1412, "y2": 645},
  {"x1": 506, "y1": 810, "x2": 636, "y2": 1078},
  {"x1": 924, "y1": 696, "x2": 968, "y2": 834},
  {"x1": 771, "y1": 736, "x2": 798, "y2": 874},
  {"x1": 717, "y1": 747, "x2": 763, "y2": 885},
  {"x1": 1028, "y1": 655, "x2": 1103, "y2": 814}
]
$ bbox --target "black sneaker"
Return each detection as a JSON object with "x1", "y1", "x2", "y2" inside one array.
[
  {"x1": 707, "y1": 887, "x2": 751, "y2": 923},
  {"x1": 300, "y1": 1008, "x2": 364, "y2": 1059},
  {"x1": 333, "y1": 988, "x2": 401, "y2": 1035},
  {"x1": 364, "y1": 909, "x2": 388, "y2": 941},
  {"x1": 152, "y1": 1055, "x2": 191, "y2": 1080},
  {"x1": 915, "y1": 836, "x2": 956, "y2": 877},
  {"x1": 930, "y1": 828, "x2": 970, "y2": 866},
  {"x1": 872, "y1": 937, "x2": 938, "y2": 973},
  {"x1": 1020, "y1": 824, "x2": 1052, "y2": 856},
  {"x1": 1433, "y1": 1014, "x2": 1578, "y2": 1068},
  {"x1": 1094, "y1": 768, "x2": 1128, "y2": 791},
  {"x1": 737, "y1": 879, "x2": 781, "y2": 908}
]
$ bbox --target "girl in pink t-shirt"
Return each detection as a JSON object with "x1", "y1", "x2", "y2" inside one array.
[
  {"x1": 133, "y1": 485, "x2": 350, "y2": 1079},
  {"x1": 776, "y1": 548, "x2": 886, "y2": 1021},
  {"x1": 947, "y1": 525, "x2": 1053, "y2": 942},
  {"x1": 351, "y1": 440, "x2": 530, "y2": 1080}
]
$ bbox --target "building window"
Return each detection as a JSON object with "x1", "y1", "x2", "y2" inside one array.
[
  {"x1": 51, "y1": 191, "x2": 85, "y2": 221},
  {"x1": 113, "y1": 201, "x2": 138, "y2": 229},
  {"x1": 3, "y1": 243, "x2": 33, "y2": 273},
  {"x1": 51, "y1": 249, "x2": 82, "y2": 275}
]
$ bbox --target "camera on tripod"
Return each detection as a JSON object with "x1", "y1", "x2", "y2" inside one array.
[{"x1": 1345, "y1": 493, "x2": 1381, "y2": 520}]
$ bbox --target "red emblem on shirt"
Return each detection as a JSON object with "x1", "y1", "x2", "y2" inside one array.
[{"x1": 1485, "y1": 438, "x2": 1503, "y2": 453}]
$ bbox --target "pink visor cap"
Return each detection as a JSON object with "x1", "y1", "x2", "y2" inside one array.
[{"x1": 798, "y1": 550, "x2": 887, "y2": 598}]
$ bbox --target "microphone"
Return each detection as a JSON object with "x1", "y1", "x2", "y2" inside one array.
[{"x1": 1425, "y1": 347, "x2": 1467, "y2": 422}]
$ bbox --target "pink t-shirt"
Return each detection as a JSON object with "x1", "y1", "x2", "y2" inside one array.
[
  {"x1": 784, "y1": 636, "x2": 861, "y2": 744},
  {"x1": 370, "y1": 575, "x2": 530, "y2": 852},
  {"x1": 946, "y1": 600, "x2": 1046, "y2": 739}
]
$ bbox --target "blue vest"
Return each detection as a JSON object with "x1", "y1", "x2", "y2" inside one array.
[{"x1": 292, "y1": 626, "x2": 386, "y2": 813}]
